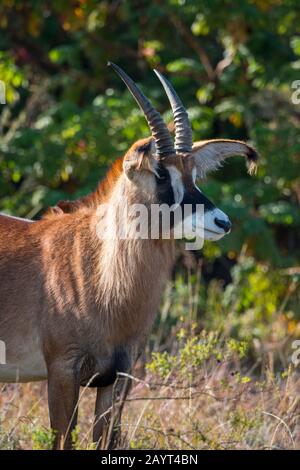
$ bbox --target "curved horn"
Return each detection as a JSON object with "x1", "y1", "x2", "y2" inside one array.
[
  {"x1": 108, "y1": 62, "x2": 175, "y2": 157},
  {"x1": 154, "y1": 69, "x2": 192, "y2": 154}
]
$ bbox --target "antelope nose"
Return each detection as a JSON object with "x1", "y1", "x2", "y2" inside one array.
[{"x1": 214, "y1": 217, "x2": 232, "y2": 233}]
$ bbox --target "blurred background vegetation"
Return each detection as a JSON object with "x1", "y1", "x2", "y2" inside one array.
[{"x1": 0, "y1": 0, "x2": 299, "y2": 365}]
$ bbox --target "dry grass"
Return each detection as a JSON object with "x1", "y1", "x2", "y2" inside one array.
[{"x1": 1, "y1": 358, "x2": 299, "y2": 450}]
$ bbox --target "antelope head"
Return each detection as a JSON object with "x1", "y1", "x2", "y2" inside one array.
[{"x1": 109, "y1": 63, "x2": 258, "y2": 242}]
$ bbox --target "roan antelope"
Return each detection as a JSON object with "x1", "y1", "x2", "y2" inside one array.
[{"x1": 0, "y1": 63, "x2": 257, "y2": 449}]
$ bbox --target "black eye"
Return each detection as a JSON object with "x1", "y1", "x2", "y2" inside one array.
[
  {"x1": 157, "y1": 174, "x2": 168, "y2": 183},
  {"x1": 156, "y1": 167, "x2": 169, "y2": 184}
]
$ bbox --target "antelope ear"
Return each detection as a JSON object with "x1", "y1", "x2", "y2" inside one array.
[
  {"x1": 191, "y1": 139, "x2": 258, "y2": 178},
  {"x1": 123, "y1": 138, "x2": 159, "y2": 181}
]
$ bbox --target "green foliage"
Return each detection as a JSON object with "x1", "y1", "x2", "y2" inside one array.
[
  {"x1": 147, "y1": 329, "x2": 250, "y2": 380},
  {"x1": 147, "y1": 351, "x2": 177, "y2": 378},
  {"x1": 227, "y1": 338, "x2": 248, "y2": 358},
  {"x1": 152, "y1": 255, "x2": 299, "y2": 362},
  {"x1": 31, "y1": 426, "x2": 55, "y2": 450}
]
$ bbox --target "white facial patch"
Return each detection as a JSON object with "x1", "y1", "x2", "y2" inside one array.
[
  {"x1": 167, "y1": 165, "x2": 184, "y2": 205},
  {"x1": 203, "y1": 207, "x2": 231, "y2": 240},
  {"x1": 182, "y1": 205, "x2": 231, "y2": 242}
]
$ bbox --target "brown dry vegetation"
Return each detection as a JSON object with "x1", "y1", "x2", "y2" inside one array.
[{"x1": 1, "y1": 360, "x2": 299, "y2": 450}]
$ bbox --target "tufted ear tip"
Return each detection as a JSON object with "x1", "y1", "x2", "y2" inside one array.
[
  {"x1": 246, "y1": 146, "x2": 259, "y2": 175},
  {"x1": 191, "y1": 139, "x2": 259, "y2": 178}
]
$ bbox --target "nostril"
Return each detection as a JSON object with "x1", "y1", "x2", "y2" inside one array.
[{"x1": 214, "y1": 217, "x2": 232, "y2": 233}]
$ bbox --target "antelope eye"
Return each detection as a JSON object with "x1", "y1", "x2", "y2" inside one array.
[
  {"x1": 156, "y1": 168, "x2": 169, "y2": 184},
  {"x1": 157, "y1": 175, "x2": 168, "y2": 183}
]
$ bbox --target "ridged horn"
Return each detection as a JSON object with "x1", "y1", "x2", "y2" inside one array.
[
  {"x1": 154, "y1": 69, "x2": 193, "y2": 154},
  {"x1": 108, "y1": 62, "x2": 175, "y2": 157}
]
